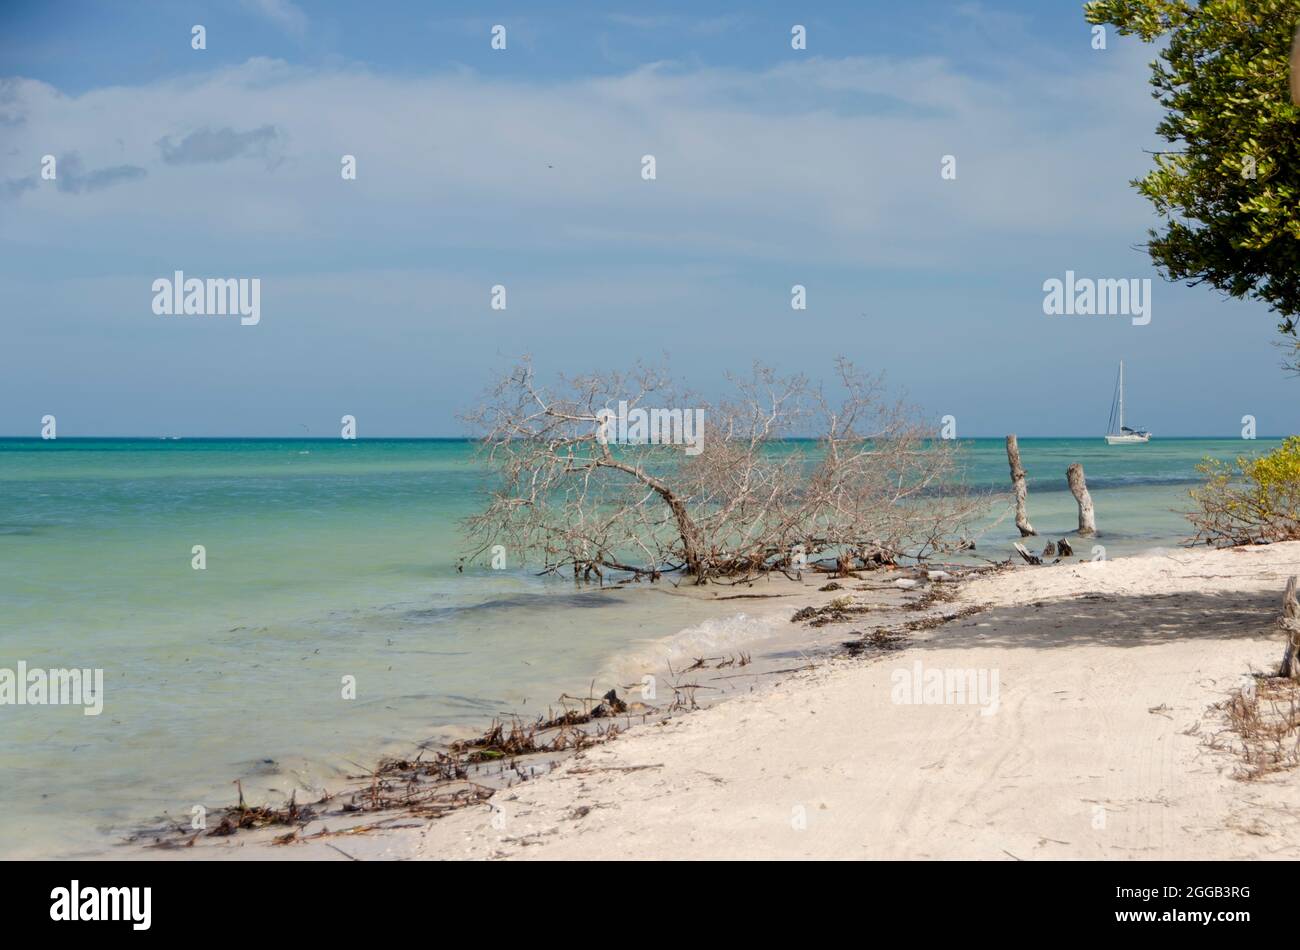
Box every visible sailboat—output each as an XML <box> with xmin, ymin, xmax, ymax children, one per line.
<box><xmin>1104</xmin><ymin>360</ymin><xmax>1151</xmax><ymax>444</ymax></box>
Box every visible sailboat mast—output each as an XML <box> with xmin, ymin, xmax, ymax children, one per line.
<box><xmin>1118</xmin><ymin>360</ymin><xmax>1124</xmax><ymax>431</ymax></box>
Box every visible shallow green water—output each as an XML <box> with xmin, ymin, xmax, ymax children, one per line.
<box><xmin>0</xmin><ymin>436</ymin><xmax>1280</xmax><ymax>856</ymax></box>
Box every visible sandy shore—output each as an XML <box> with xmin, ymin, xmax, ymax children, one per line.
<box><xmin>172</xmin><ymin>543</ymin><xmax>1300</xmax><ymax>860</ymax></box>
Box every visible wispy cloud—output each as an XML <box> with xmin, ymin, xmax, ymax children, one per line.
<box><xmin>3</xmin><ymin>175</ymin><xmax>36</xmax><ymax>198</ymax></box>
<box><xmin>2</xmin><ymin>151</ymin><xmax>145</xmax><ymax>199</ymax></box>
<box><xmin>55</xmin><ymin>152</ymin><xmax>147</xmax><ymax>192</ymax></box>
<box><xmin>0</xmin><ymin>43</ymin><xmax>1285</xmax><ymax>438</ymax></box>
<box><xmin>157</xmin><ymin>125</ymin><xmax>281</xmax><ymax>165</ymax></box>
<box><xmin>0</xmin><ymin>49</ymin><xmax>1161</xmax><ymax>261</ymax></box>
<box><xmin>241</xmin><ymin>0</ymin><xmax>308</xmax><ymax>39</ymax></box>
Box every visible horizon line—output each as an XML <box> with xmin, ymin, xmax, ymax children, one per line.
<box><xmin>0</xmin><ymin>434</ymin><xmax>1288</xmax><ymax>442</ymax></box>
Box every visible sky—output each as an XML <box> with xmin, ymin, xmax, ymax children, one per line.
<box><xmin>1</xmin><ymin>0</ymin><xmax>1296</xmax><ymax>438</ymax></box>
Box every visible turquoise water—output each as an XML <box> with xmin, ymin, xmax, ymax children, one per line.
<box><xmin>957</xmin><ymin>437</ymin><xmax>1282</xmax><ymax>553</ymax></box>
<box><xmin>0</xmin><ymin>436</ymin><xmax>1281</xmax><ymax>856</ymax></box>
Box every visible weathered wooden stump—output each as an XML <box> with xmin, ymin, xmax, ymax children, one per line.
<box><xmin>1013</xmin><ymin>542</ymin><xmax>1041</xmax><ymax>565</ymax></box>
<box><xmin>1067</xmin><ymin>463</ymin><xmax>1096</xmax><ymax>537</ymax></box>
<box><xmin>1280</xmin><ymin>575</ymin><xmax>1300</xmax><ymax>679</ymax></box>
<box><xmin>1005</xmin><ymin>435</ymin><xmax>1036</xmax><ymax>537</ymax></box>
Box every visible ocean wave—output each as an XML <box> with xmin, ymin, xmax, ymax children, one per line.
<box><xmin>401</xmin><ymin>588</ymin><xmax>627</xmax><ymax>622</ymax></box>
<box><xmin>599</xmin><ymin>608</ymin><xmax>795</xmax><ymax>685</ymax></box>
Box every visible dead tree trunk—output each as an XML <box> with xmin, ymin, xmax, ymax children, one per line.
<box><xmin>1067</xmin><ymin>463</ymin><xmax>1095</xmax><ymax>537</ymax></box>
<box><xmin>599</xmin><ymin>452</ymin><xmax>710</xmax><ymax>582</ymax></box>
<box><xmin>1280</xmin><ymin>575</ymin><xmax>1300</xmax><ymax>679</ymax></box>
<box><xmin>1013</xmin><ymin>542</ymin><xmax>1041</xmax><ymax>565</ymax></box>
<box><xmin>1005</xmin><ymin>435</ymin><xmax>1036</xmax><ymax>537</ymax></box>
<box><xmin>662</xmin><ymin>491</ymin><xmax>709</xmax><ymax>581</ymax></box>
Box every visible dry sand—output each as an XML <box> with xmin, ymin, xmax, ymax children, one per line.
<box><xmin>186</xmin><ymin>543</ymin><xmax>1300</xmax><ymax>860</ymax></box>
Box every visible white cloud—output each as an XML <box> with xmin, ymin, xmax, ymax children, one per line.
<box><xmin>3</xmin><ymin>41</ymin><xmax>1292</xmax><ymax>438</ymax></box>
<box><xmin>0</xmin><ymin>48</ymin><xmax>1162</xmax><ymax>270</ymax></box>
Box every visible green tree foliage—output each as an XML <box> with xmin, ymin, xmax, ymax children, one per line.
<box><xmin>1085</xmin><ymin>0</ymin><xmax>1300</xmax><ymax>341</ymax></box>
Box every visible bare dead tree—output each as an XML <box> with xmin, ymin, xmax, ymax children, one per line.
<box><xmin>1067</xmin><ymin>463</ymin><xmax>1096</xmax><ymax>537</ymax></box>
<box><xmin>1005</xmin><ymin>435</ymin><xmax>1035</xmax><ymax>537</ymax></box>
<box><xmin>461</xmin><ymin>358</ymin><xmax>984</xmax><ymax>584</ymax></box>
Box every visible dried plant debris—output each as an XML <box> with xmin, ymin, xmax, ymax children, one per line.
<box><xmin>205</xmin><ymin>781</ymin><xmax>321</xmax><ymax>837</ymax></box>
<box><xmin>905</xmin><ymin>584</ymin><xmax>960</xmax><ymax>612</ymax></box>
<box><xmin>839</xmin><ymin>604</ymin><xmax>988</xmax><ymax>660</ymax></box>
<box><xmin>136</xmin><ymin>687</ymin><xmax>654</xmax><ymax>850</ymax></box>
<box><xmin>895</xmin><ymin>604</ymin><xmax>986</xmax><ymax>632</ymax></box>
<box><xmin>792</xmin><ymin>596</ymin><xmax>884</xmax><ymax>627</ymax></box>
<box><xmin>842</xmin><ymin>629</ymin><xmax>910</xmax><ymax>655</ymax></box>
<box><xmin>1210</xmin><ymin>673</ymin><xmax>1300</xmax><ymax>781</ymax></box>
<box><xmin>682</xmin><ymin>653</ymin><xmax>752</xmax><ymax>672</ymax></box>
<box><xmin>793</xmin><ymin>563</ymin><xmax>1003</xmax><ymax>626</ymax></box>
<box><xmin>658</xmin><ymin>662</ymin><xmax>728</xmax><ymax>711</ymax></box>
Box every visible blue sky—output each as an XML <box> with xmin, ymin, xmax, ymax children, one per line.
<box><xmin>1</xmin><ymin>0</ymin><xmax>1295</xmax><ymax>437</ymax></box>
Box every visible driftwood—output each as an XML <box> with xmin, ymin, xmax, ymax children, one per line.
<box><xmin>1067</xmin><ymin>463</ymin><xmax>1096</xmax><ymax>537</ymax></box>
<box><xmin>1281</xmin><ymin>575</ymin><xmax>1300</xmax><ymax>679</ymax></box>
<box><xmin>1005</xmin><ymin>435</ymin><xmax>1036</xmax><ymax>537</ymax></box>
<box><xmin>1013</xmin><ymin>542</ymin><xmax>1041</xmax><ymax>565</ymax></box>
<box><xmin>1014</xmin><ymin>539</ymin><xmax>1079</xmax><ymax>566</ymax></box>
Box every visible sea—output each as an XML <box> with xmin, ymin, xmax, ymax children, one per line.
<box><xmin>0</xmin><ymin>436</ymin><xmax>1279</xmax><ymax>856</ymax></box>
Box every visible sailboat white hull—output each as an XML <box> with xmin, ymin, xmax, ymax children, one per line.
<box><xmin>1104</xmin><ymin>360</ymin><xmax>1150</xmax><ymax>445</ymax></box>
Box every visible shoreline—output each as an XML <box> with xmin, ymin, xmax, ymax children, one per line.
<box><xmin>121</xmin><ymin>565</ymin><xmax>961</xmax><ymax>858</ymax></box>
<box><xmin>7</xmin><ymin>436</ymin><xmax>1284</xmax><ymax>860</ymax></box>
<box><xmin>135</xmin><ymin>542</ymin><xmax>1300</xmax><ymax>860</ymax></box>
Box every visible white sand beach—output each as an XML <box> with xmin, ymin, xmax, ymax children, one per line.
<box><xmin>178</xmin><ymin>542</ymin><xmax>1300</xmax><ymax>861</ymax></box>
